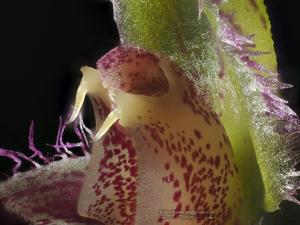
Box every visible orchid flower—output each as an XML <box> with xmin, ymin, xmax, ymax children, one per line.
<box><xmin>1</xmin><ymin>0</ymin><xmax>299</xmax><ymax>225</ymax></box>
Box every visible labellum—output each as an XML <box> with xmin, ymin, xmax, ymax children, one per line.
<box><xmin>0</xmin><ymin>0</ymin><xmax>299</xmax><ymax>225</ymax></box>
<box><xmin>68</xmin><ymin>46</ymin><xmax>243</xmax><ymax>225</ymax></box>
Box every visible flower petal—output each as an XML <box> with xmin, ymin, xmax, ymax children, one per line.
<box><xmin>0</xmin><ymin>157</ymin><xmax>102</xmax><ymax>225</ymax></box>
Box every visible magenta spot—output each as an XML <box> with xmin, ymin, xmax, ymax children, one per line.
<box><xmin>181</xmin><ymin>155</ymin><xmax>187</xmax><ymax>168</ymax></box>
<box><xmin>130</xmin><ymin>166</ymin><xmax>138</xmax><ymax>177</ymax></box>
<box><xmin>174</xmin><ymin>203</ymin><xmax>182</xmax><ymax>218</ymax></box>
<box><xmin>173</xmin><ymin>190</ymin><xmax>182</xmax><ymax>202</ymax></box>
<box><xmin>113</xmin><ymin>148</ymin><xmax>121</xmax><ymax>155</ymax></box>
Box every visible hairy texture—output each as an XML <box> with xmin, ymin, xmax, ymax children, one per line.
<box><xmin>111</xmin><ymin>0</ymin><xmax>300</xmax><ymax>222</ymax></box>
<box><xmin>97</xmin><ymin>46</ymin><xmax>169</xmax><ymax>97</ymax></box>
<box><xmin>0</xmin><ymin>157</ymin><xmax>94</xmax><ymax>225</ymax></box>
<box><xmin>0</xmin><ymin>116</ymin><xmax>99</xmax><ymax>225</ymax></box>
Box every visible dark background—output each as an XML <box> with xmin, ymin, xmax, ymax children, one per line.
<box><xmin>0</xmin><ymin>0</ymin><xmax>299</xmax><ymax>224</ymax></box>
<box><xmin>0</xmin><ymin>0</ymin><xmax>119</xmax><ymax>156</ymax></box>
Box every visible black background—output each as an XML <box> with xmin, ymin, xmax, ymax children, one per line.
<box><xmin>0</xmin><ymin>0</ymin><xmax>299</xmax><ymax>224</ymax></box>
<box><xmin>0</xmin><ymin>0</ymin><xmax>119</xmax><ymax>155</ymax></box>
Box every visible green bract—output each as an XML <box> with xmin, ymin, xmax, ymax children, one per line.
<box><xmin>112</xmin><ymin>0</ymin><xmax>300</xmax><ymax>222</ymax></box>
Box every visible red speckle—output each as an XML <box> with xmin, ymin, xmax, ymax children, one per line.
<box><xmin>169</xmin><ymin>173</ymin><xmax>174</xmax><ymax>182</ymax></box>
<box><xmin>181</xmin><ymin>155</ymin><xmax>187</xmax><ymax>168</ymax></box>
<box><xmin>165</xmin><ymin>163</ymin><xmax>170</xmax><ymax>170</ymax></box>
<box><xmin>130</xmin><ymin>166</ymin><xmax>138</xmax><ymax>177</ymax></box>
<box><xmin>206</xmin><ymin>143</ymin><xmax>211</xmax><ymax>150</ymax></box>
<box><xmin>173</xmin><ymin>190</ymin><xmax>182</xmax><ymax>202</ymax></box>
<box><xmin>158</xmin><ymin>217</ymin><xmax>163</xmax><ymax>223</ymax></box>
<box><xmin>171</xmin><ymin>143</ymin><xmax>177</xmax><ymax>151</ymax></box>
<box><xmin>174</xmin><ymin>203</ymin><xmax>182</xmax><ymax>218</ymax></box>
<box><xmin>113</xmin><ymin>148</ymin><xmax>121</xmax><ymax>155</ymax></box>
<box><xmin>184</xmin><ymin>172</ymin><xmax>191</xmax><ymax>191</ymax></box>
<box><xmin>223</xmin><ymin>134</ymin><xmax>228</xmax><ymax>144</ymax></box>
<box><xmin>173</xmin><ymin>180</ymin><xmax>179</xmax><ymax>188</ymax></box>
<box><xmin>194</xmin><ymin>129</ymin><xmax>202</xmax><ymax>139</ymax></box>
<box><xmin>199</xmin><ymin>154</ymin><xmax>207</xmax><ymax>164</ymax></box>
<box><xmin>191</xmin><ymin>195</ymin><xmax>196</xmax><ymax>203</ymax></box>
<box><xmin>219</xmin><ymin>142</ymin><xmax>223</xmax><ymax>148</ymax></box>
<box><xmin>215</xmin><ymin>156</ymin><xmax>221</xmax><ymax>169</ymax></box>
<box><xmin>192</xmin><ymin>151</ymin><xmax>199</xmax><ymax>162</ymax></box>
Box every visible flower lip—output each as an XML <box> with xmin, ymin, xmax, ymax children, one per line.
<box><xmin>96</xmin><ymin>45</ymin><xmax>169</xmax><ymax>97</ymax></box>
